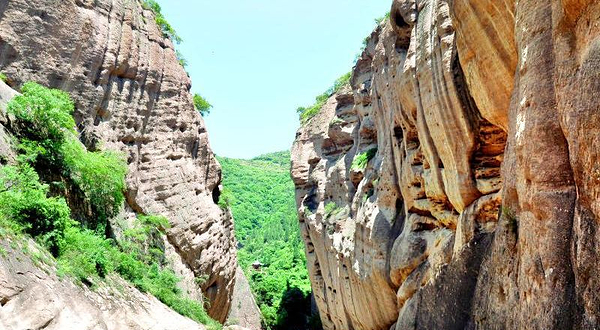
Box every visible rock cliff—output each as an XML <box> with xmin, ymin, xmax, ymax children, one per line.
<box><xmin>292</xmin><ymin>0</ymin><xmax>600</xmax><ymax>329</ymax></box>
<box><xmin>0</xmin><ymin>0</ymin><xmax>239</xmax><ymax>325</ymax></box>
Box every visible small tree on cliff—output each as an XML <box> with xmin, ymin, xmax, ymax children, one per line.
<box><xmin>193</xmin><ymin>94</ymin><xmax>212</xmax><ymax>116</ymax></box>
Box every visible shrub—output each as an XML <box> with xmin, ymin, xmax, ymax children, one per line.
<box><xmin>56</xmin><ymin>218</ymin><xmax>220</xmax><ymax>328</ymax></box>
<box><xmin>138</xmin><ymin>214</ymin><xmax>170</xmax><ymax>232</ymax></box>
<box><xmin>0</xmin><ymin>73</ymin><xmax>7</xmax><ymax>83</ymax></box>
<box><xmin>8</xmin><ymin>82</ymin><xmax>128</xmax><ymax>231</ymax></box>
<box><xmin>142</xmin><ymin>0</ymin><xmax>182</xmax><ymax>44</ymax></box>
<box><xmin>297</xmin><ymin>72</ymin><xmax>351</xmax><ymax>124</ymax></box>
<box><xmin>0</xmin><ymin>165</ymin><xmax>73</xmax><ymax>255</ymax></box>
<box><xmin>375</xmin><ymin>12</ymin><xmax>391</xmax><ymax>25</ymax></box>
<box><xmin>122</xmin><ymin>214</ymin><xmax>169</xmax><ymax>264</ymax></box>
<box><xmin>57</xmin><ymin>226</ymin><xmax>116</xmax><ymax>281</ymax></box>
<box><xmin>351</xmin><ymin>148</ymin><xmax>377</xmax><ymax>170</ymax></box>
<box><xmin>7</xmin><ymin>82</ymin><xmax>75</xmax><ymax>157</ymax></box>
<box><xmin>324</xmin><ymin>202</ymin><xmax>340</xmax><ymax>218</ymax></box>
<box><xmin>61</xmin><ymin>139</ymin><xmax>127</xmax><ymax>228</ymax></box>
<box><xmin>217</xmin><ymin>187</ymin><xmax>233</xmax><ymax>210</ymax></box>
<box><xmin>194</xmin><ymin>94</ymin><xmax>212</xmax><ymax>116</ymax></box>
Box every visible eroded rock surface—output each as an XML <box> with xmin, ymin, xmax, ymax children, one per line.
<box><xmin>292</xmin><ymin>0</ymin><xmax>600</xmax><ymax>329</ymax></box>
<box><xmin>0</xmin><ymin>0</ymin><xmax>237</xmax><ymax>323</ymax></box>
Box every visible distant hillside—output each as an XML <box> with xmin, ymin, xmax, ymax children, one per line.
<box><xmin>217</xmin><ymin>151</ymin><xmax>317</xmax><ymax>329</ymax></box>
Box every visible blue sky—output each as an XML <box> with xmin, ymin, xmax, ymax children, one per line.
<box><xmin>159</xmin><ymin>0</ymin><xmax>390</xmax><ymax>159</ymax></box>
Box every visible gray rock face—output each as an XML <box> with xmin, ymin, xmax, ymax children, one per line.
<box><xmin>292</xmin><ymin>0</ymin><xmax>600</xmax><ymax>329</ymax></box>
<box><xmin>0</xmin><ymin>0</ymin><xmax>236</xmax><ymax>323</ymax></box>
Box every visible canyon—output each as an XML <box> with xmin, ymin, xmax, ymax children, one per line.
<box><xmin>291</xmin><ymin>0</ymin><xmax>600</xmax><ymax>329</ymax></box>
<box><xmin>1</xmin><ymin>0</ymin><xmax>600</xmax><ymax>329</ymax></box>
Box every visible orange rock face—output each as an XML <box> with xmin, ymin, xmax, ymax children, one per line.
<box><xmin>292</xmin><ymin>0</ymin><xmax>600</xmax><ymax>329</ymax></box>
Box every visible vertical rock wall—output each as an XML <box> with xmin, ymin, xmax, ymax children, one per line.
<box><xmin>0</xmin><ymin>0</ymin><xmax>236</xmax><ymax>322</ymax></box>
<box><xmin>472</xmin><ymin>1</ymin><xmax>600</xmax><ymax>329</ymax></box>
<box><xmin>292</xmin><ymin>0</ymin><xmax>600</xmax><ymax>329</ymax></box>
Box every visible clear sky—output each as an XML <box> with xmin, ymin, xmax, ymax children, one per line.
<box><xmin>158</xmin><ymin>0</ymin><xmax>390</xmax><ymax>159</ymax></box>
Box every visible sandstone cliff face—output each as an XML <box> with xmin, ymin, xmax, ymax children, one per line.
<box><xmin>0</xmin><ymin>0</ymin><xmax>236</xmax><ymax>323</ymax></box>
<box><xmin>292</xmin><ymin>0</ymin><xmax>600</xmax><ymax>329</ymax></box>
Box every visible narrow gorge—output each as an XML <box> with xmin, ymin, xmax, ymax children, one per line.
<box><xmin>1</xmin><ymin>0</ymin><xmax>600</xmax><ymax>329</ymax></box>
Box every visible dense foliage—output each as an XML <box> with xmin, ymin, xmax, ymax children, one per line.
<box><xmin>0</xmin><ymin>164</ymin><xmax>73</xmax><ymax>255</ymax></box>
<box><xmin>8</xmin><ymin>82</ymin><xmax>126</xmax><ymax>231</ymax></box>
<box><xmin>0</xmin><ymin>82</ymin><xmax>219</xmax><ymax>329</ymax></box>
<box><xmin>218</xmin><ymin>151</ymin><xmax>319</xmax><ymax>329</ymax></box>
<box><xmin>296</xmin><ymin>72</ymin><xmax>351</xmax><ymax>124</ymax></box>
<box><xmin>0</xmin><ymin>168</ymin><xmax>219</xmax><ymax>328</ymax></box>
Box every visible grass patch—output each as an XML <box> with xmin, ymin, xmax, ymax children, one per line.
<box><xmin>176</xmin><ymin>50</ymin><xmax>188</xmax><ymax>68</ymax></box>
<box><xmin>297</xmin><ymin>72</ymin><xmax>351</xmax><ymax>124</ymax></box>
<box><xmin>324</xmin><ymin>202</ymin><xmax>341</xmax><ymax>218</ymax></box>
<box><xmin>502</xmin><ymin>206</ymin><xmax>518</xmax><ymax>239</ymax></box>
<box><xmin>375</xmin><ymin>12</ymin><xmax>391</xmax><ymax>25</ymax></box>
<box><xmin>351</xmin><ymin>148</ymin><xmax>377</xmax><ymax>170</ymax></box>
<box><xmin>329</xmin><ymin>117</ymin><xmax>344</xmax><ymax>127</ymax></box>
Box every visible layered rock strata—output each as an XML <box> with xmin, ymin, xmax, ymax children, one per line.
<box><xmin>0</xmin><ymin>0</ymin><xmax>237</xmax><ymax>323</ymax></box>
<box><xmin>292</xmin><ymin>0</ymin><xmax>600</xmax><ymax>329</ymax></box>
